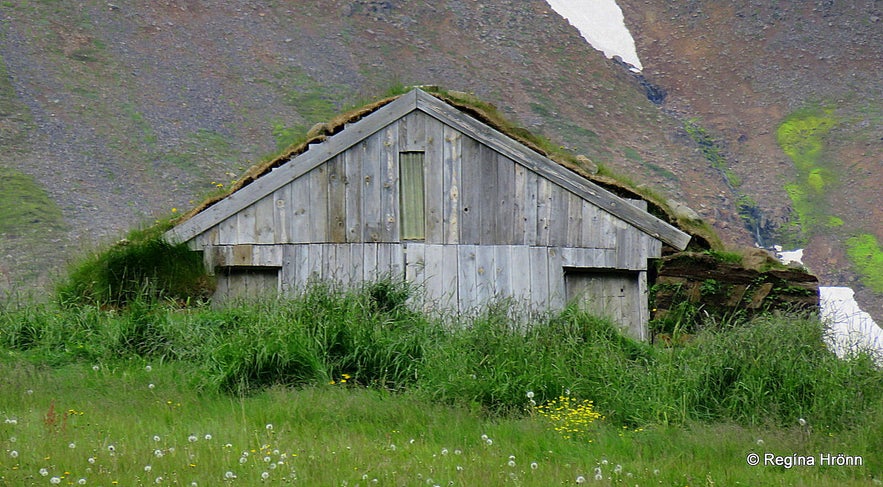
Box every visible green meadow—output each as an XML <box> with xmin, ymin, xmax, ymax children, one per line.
<box><xmin>1</xmin><ymin>280</ymin><xmax>881</xmax><ymax>486</ymax></box>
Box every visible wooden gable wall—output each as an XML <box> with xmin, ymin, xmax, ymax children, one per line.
<box><xmin>192</xmin><ymin>111</ymin><xmax>660</xmax><ymax>266</ymax></box>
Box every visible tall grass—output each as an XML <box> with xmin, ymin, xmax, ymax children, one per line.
<box><xmin>1</xmin><ymin>282</ymin><xmax>880</xmax><ymax>433</ymax></box>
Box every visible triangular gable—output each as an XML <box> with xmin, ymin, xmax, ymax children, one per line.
<box><xmin>165</xmin><ymin>89</ymin><xmax>690</xmax><ymax>250</ymax></box>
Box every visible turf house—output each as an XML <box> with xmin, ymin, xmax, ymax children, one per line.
<box><xmin>165</xmin><ymin>88</ymin><xmax>691</xmax><ymax>340</ymax></box>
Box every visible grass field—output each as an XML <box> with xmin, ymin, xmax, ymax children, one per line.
<box><xmin>1</xmin><ymin>283</ymin><xmax>881</xmax><ymax>486</ymax></box>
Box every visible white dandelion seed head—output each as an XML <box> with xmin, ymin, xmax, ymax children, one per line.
<box><xmin>224</xmin><ymin>471</ymin><xmax>236</xmax><ymax>479</ymax></box>
<box><xmin>594</xmin><ymin>473</ymin><xmax>603</xmax><ymax>481</ymax></box>
<box><xmin>39</xmin><ymin>468</ymin><xmax>49</xmax><ymax>476</ymax></box>
<box><xmin>78</xmin><ymin>479</ymin><xmax>86</xmax><ymax>485</ymax></box>
<box><xmin>148</xmin><ymin>383</ymin><xmax>155</xmax><ymax>389</ymax></box>
<box><xmin>441</xmin><ymin>448</ymin><xmax>448</xmax><ymax>455</ymax></box>
<box><xmin>262</xmin><ymin>472</ymin><xmax>270</xmax><ymax>480</ymax></box>
<box><xmin>50</xmin><ymin>477</ymin><xmax>61</xmax><ymax>484</ymax></box>
<box><xmin>456</xmin><ymin>465</ymin><xmax>464</xmax><ymax>472</ymax></box>
<box><xmin>153</xmin><ymin>435</ymin><xmax>161</xmax><ymax>442</ymax></box>
<box><xmin>480</xmin><ymin>434</ymin><xmax>488</xmax><ymax>441</ymax></box>
<box><xmin>145</xmin><ymin>465</ymin><xmax>152</xmax><ymax>472</ymax></box>
<box><xmin>154</xmin><ymin>476</ymin><xmax>163</xmax><ymax>484</ymax></box>
<box><xmin>145</xmin><ymin>365</ymin><xmax>152</xmax><ymax>372</ymax></box>
<box><xmin>614</xmin><ymin>464</ymin><xmax>622</xmax><ymax>474</ymax></box>
<box><xmin>9</xmin><ymin>450</ymin><xmax>18</xmax><ymax>458</ymax></box>
<box><xmin>239</xmin><ymin>456</ymin><xmax>247</xmax><ymax>464</ymax></box>
<box><xmin>87</xmin><ymin>457</ymin><xmax>95</xmax><ymax>464</ymax></box>
<box><xmin>204</xmin><ymin>434</ymin><xmax>212</xmax><ymax>440</ymax></box>
<box><xmin>526</xmin><ymin>391</ymin><xmax>535</xmax><ymax>399</ymax></box>
<box><xmin>69</xmin><ymin>442</ymin><xmax>76</xmax><ymax>449</ymax></box>
<box><xmin>756</xmin><ymin>439</ymin><xmax>764</xmax><ymax>446</ymax></box>
<box><xmin>154</xmin><ymin>449</ymin><xmax>164</xmax><ymax>458</ymax></box>
<box><xmin>388</xmin><ymin>444</ymin><xmax>396</xmax><ymax>451</ymax></box>
<box><xmin>4</xmin><ymin>418</ymin><xmax>17</xmax><ymax>424</ymax></box>
<box><xmin>107</xmin><ymin>445</ymin><xmax>116</xmax><ymax>452</ymax></box>
<box><xmin>508</xmin><ymin>460</ymin><xmax>516</xmax><ymax>468</ymax></box>
<box><xmin>92</xmin><ymin>365</ymin><xmax>100</xmax><ymax>371</ymax></box>
<box><xmin>530</xmin><ymin>462</ymin><xmax>538</xmax><ymax>470</ymax></box>
<box><xmin>265</xmin><ymin>423</ymin><xmax>273</xmax><ymax>431</ymax></box>
<box><xmin>575</xmin><ymin>475</ymin><xmax>586</xmax><ymax>484</ymax></box>
<box><xmin>798</xmin><ymin>418</ymin><xmax>807</xmax><ymax>426</ymax></box>
<box><xmin>263</xmin><ymin>456</ymin><xmax>271</xmax><ymax>463</ymax></box>
<box><xmin>188</xmin><ymin>434</ymin><xmax>198</xmax><ymax>443</ymax></box>
<box><xmin>8</xmin><ymin>436</ymin><xmax>15</xmax><ymax>443</ymax></box>
<box><xmin>594</xmin><ymin>467</ymin><xmax>602</xmax><ymax>475</ymax></box>
<box><xmin>454</xmin><ymin>449</ymin><xmax>462</xmax><ymax>455</ymax></box>
<box><xmin>486</xmin><ymin>438</ymin><xmax>493</xmax><ymax>445</ymax></box>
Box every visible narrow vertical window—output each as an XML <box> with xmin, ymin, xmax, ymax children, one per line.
<box><xmin>399</xmin><ymin>151</ymin><xmax>425</xmax><ymax>240</ymax></box>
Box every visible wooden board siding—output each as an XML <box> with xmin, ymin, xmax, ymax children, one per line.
<box><xmin>565</xmin><ymin>269</ymin><xmax>648</xmax><ymax>340</ymax></box>
<box><xmin>196</xmin><ymin>112</ymin><xmax>665</xmax><ymax>260</ymax></box>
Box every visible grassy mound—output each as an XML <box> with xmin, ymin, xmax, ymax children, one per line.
<box><xmin>55</xmin><ymin>221</ymin><xmax>213</xmax><ymax>307</ymax></box>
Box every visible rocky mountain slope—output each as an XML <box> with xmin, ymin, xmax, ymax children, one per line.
<box><xmin>1</xmin><ymin>1</ymin><xmax>880</xmax><ymax>319</ymax></box>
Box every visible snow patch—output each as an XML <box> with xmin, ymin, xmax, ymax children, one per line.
<box><xmin>544</xmin><ymin>0</ymin><xmax>643</xmax><ymax>71</ymax></box>
<box><xmin>821</xmin><ymin>287</ymin><xmax>883</xmax><ymax>364</ymax></box>
<box><xmin>774</xmin><ymin>247</ymin><xmax>883</xmax><ymax>363</ymax></box>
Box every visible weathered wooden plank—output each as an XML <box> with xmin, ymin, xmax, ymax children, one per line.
<box><xmin>441</xmin><ymin>123</ymin><xmax>462</xmax><ymax>245</ymax></box>
<box><xmin>280</xmin><ymin>245</ymin><xmax>294</xmax><ymax>294</ymax></box>
<box><xmin>404</xmin><ymin>243</ymin><xmax>426</xmax><ymax>307</ymax></box>
<box><xmin>523</xmin><ymin>170</ymin><xmax>539</xmax><ymax>245</ymax></box>
<box><xmin>536</xmin><ymin>177</ymin><xmax>553</xmax><ymax>247</ymax></box>
<box><xmin>458</xmin><ymin>245</ymin><xmax>478</xmax><ymax>313</ymax></box>
<box><xmin>547</xmin><ymin>247</ymin><xmax>566</xmax><ymax>310</ymax></box>
<box><xmin>273</xmin><ymin>186</ymin><xmax>290</xmax><ymax>244</ymax></box>
<box><xmin>362</xmin><ymin>243</ymin><xmax>378</xmax><ymax>282</ymax></box>
<box><xmin>253</xmin><ymin>195</ymin><xmax>275</xmax><ymax>245</ymax></box>
<box><xmin>495</xmin><ymin>155</ymin><xmax>515</xmax><ymax>244</ymax></box>
<box><xmin>345</xmin><ymin>139</ymin><xmax>364</xmax><ymax>243</ymax></box>
<box><xmin>475</xmin><ymin>244</ymin><xmax>495</xmax><ymax>305</ymax></box>
<box><xmin>399</xmin><ymin>111</ymin><xmax>426</xmax><ymax>152</ymax></box>
<box><xmin>565</xmin><ymin>192</ymin><xmax>583</xmax><ymax>247</ymax></box>
<box><xmin>414</xmin><ymin>90</ymin><xmax>690</xmax><ymax>250</ymax></box>
<box><xmin>422</xmin><ymin>120</ymin><xmax>444</xmax><ymax>243</ymax></box>
<box><xmin>384</xmin><ymin>243</ymin><xmax>405</xmax><ymax>280</ymax></box>
<box><xmin>509</xmin><ymin>245</ymin><xmax>531</xmax><ymax>302</ymax></box>
<box><xmin>423</xmin><ymin>244</ymin><xmax>445</xmax><ymax>309</ymax></box>
<box><xmin>292</xmin><ymin>244</ymin><xmax>310</xmax><ymax>290</ymax></box>
<box><xmin>166</xmin><ymin>90</ymin><xmax>419</xmax><ymax>244</ymax></box>
<box><xmin>289</xmin><ymin>176</ymin><xmax>311</xmax><ymax>243</ymax></box>
<box><xmin>362</xmin><ymin>132</ymin><xmax>383</xmax><ymax>242</ymax></box>
<box><xmin>458</xmin><ymin>135</ymin><xmax>481</xmax><ymax>244</ymax></box>
<box><xmin>636</xmin><ymin>271</ymin><xmax>649</xmax><ymax>341</ymax></box>
<box><xmin>235</xmin><ymin>203</ymin><xmax>256</xmax><ymax>243</ymax></box>
<box><xmin>309</xmin><ymin>165</ymin><xmax>329</xmax><ymax>242</ymax></box>
<box><xmin>528</xmin><ymin>246</ymin><xmax>550</xmax><ymax>309</ymax></box>
<box><xmin>232</xmin><ymin>244</ymin><xmax>252</xmax><ymax>266</ymax></box>
<box><xmin>512</xmin><ymin>163</ymin><xmax>527</xmax><ymax>244</ymax></box>
<box><xmin>547</xmin><ymin>185</ymin><xmax>569</xmax><ymax>247</ymax></box>
<box><xmin>493</xmin><ymin>245</ymin><xmax>512</xmax><ymax>300</ymax></box>
<box><xmin>478</xmin><ymin>144</ymin><xmax>498</xmax><ymax>245</ymax></box>
<box><xmin>380</xmin><ymin>124</ymin><xmax>400</xmax><ymax>242</ymax></box>
<box><xmin>307</xmin><ymin>244</ymin><xmax>324</xmax><ymax>284</ymax></box>
<box><xmin>580</xmin><ymin>201</ymin><xmax>597</xmax><ymax>248</ymax></box>
<box><xmin>326</xmin><ymin>155</ymin><xmax>347</xmax><ymax>243</ymax></box>
<box><xmin>441</xmin><ymin>244</ymin><xmax>459</xmax><ymax>308</ymax></box>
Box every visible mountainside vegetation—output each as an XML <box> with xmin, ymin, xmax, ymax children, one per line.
<box><xmin>0</xmin><ymin>1</ymin><xmax>880</xmax><ymax>319</ymax></box>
